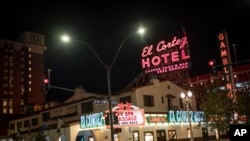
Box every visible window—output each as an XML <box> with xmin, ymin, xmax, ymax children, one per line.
<box><xmin>81</xmin><ymin>101</ymin><xmax>93</xmax><ymax>113</ymax></box>
<box><xmin>42</xmin><ymin>112</ymin><xmax>50</xmax><ymax>122</ymax></box>
<box><xmin>179</xmin><ymin>98</ymin><xmax>184</xmax><ymax>109</ymax></box>
<box><xmin>32</xmin><ymin>118</ymin><xmax>38</xmax><ymax>126</ymax></box>
<box><xmin>120</xmin><ymin>96</ymin><xmax>131</xmax><ymax>103</ymax></box>
<box><xmin>10</xmin><ymin>123</ymin><xmax>15</xmax><ymax>131</ymax></box>
<box><xmin>143</xmin><ymin>95</ymin><xmax>154</xmax><ymax>107</ymax></box>
<box><xmin>17</xmin><ymin>121</ymin><xmax>22</xmax><ymax>128</ymax></box>
<box><xmin>24</xmin><ymin>120</ymin><xmax>30</xmax><ymax>128</ymax></box>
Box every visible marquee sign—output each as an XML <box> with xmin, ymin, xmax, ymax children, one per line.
<box><xmin>105</xmin><ymin>102</ymin><xmax>144</xmax><ymax>127</ymax></box>
<box><xmin>80</xmin><ymin>112</ymin><xmax>105</xmax><ymax>129</ymax></box>
<box><xmin>141</xmin><ymin>36</ymin><xmax>191</xmax><ymax>74</ymax></box>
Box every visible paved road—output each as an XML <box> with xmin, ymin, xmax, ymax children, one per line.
<box><xmin>210</xmin><ymin>139</ymin><xmax>229</xmax><ymax>141</ymax></box>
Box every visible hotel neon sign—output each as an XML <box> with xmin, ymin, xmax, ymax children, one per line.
<box><xmin>80</xmin><ymin>112</ymin><xmax>105</xmax><ymax>129</ymax></box>
<box><xmin>168</xmin><ymin>110</ymin><xmax>204</xmax><ymax>123</ymax></box>
<box><xmin>141</xmin><ymin>36</ymin><xmax>191</xmax><ymax>74</ymax></box>
<box><xmin>145</xmin><ymin>110</ymin><xmax>204</xmax><ymax>124</ymax></box>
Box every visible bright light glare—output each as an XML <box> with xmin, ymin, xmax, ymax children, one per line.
<box><xmin>187</xmin><ymin>90</ymin><xmax>192</xmax><ymax>97</ymax></box>
<box><xmin>137</xmin><ymin>27</ymin><xmax>145</xmax><ymax>35</ymax></box>
<box><xmin>180</xmin><ymin>92</ymin><xmax>185</xmax><ymax>98</ymax></box>
<box><xmin>61</xmin><ymin>35</ymin><xmax>70</xmax><ymax>42</ymax></box>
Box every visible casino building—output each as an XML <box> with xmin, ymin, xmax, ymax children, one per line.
<box><xmin>4</xmin><ymin>78</ymin><xmax>219</xmax><ymax>141</ymax></box>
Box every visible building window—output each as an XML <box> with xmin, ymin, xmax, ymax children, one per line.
<box><xmin>3</xmin><ymin>99</ymin><xmax>7</xmax><ymax>106</ymax></box>
<box><xmin>143</xmin><ymin>95</ymin><xmax>154</xmax><ymax>107</ymax></box>
<box><xmin>81</xmin><ymin>101</ymin><xmax>93</xmax><ymax>113</ymax></box>
<box><xmin>10</xmin><ymin>123</ymin><xmax>15</xmax><ymax>131</ymax></box>
<box><xmin>17</xmin><ymin>121</ymin><xmax>22</xmax><ymax>128</ymax></box>
<box><xmin>3</xmin><ymin>108</ymin><xmax>7</xmax><ymax>114</ymax></box>
<box><xmin>167</xmin><ymin>85</ymin><xmax>170</xmax><ymax>89</ymax></box>
<box><xmin>179</xmin><ymin>98</ymin><xmax>184</xmax><ymax>109</ymax></box>
<box><xmin>9</xmin><ymin>109</ymin><xmax>13</xmax><ymax>114</ymax></box>
<box><xmin>42</xmin><ymin>112</ymin><xmax>50</xmax><ymax>122</ymax></box>
<box><xmin>120</xmin><ymin>96</ymin><xmax>131</xmax><ymax>103</ymax></box>
<box><xmin>32</xmin><ymin>118</ymin><xmax>38</xmax><ymax>126</ymax></box>
<box><xmin>24</xmin><ymin>120</ymin><xmax>30</xmax><ymax>128</ymax></box>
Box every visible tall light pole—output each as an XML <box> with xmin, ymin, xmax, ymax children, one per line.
<box><xmin>61</xmin><ymin>27</ymin><xmax>145</xmax><ymax>141</ymax></box>
<box><xmin>180</xmin><ymin>90</ymin><xmax>194</xmax><ymax>141</ymax></box>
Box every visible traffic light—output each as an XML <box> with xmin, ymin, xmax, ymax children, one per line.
<box><xmin>41</xmin><ymin>78</ymin><xmax>49</xmax><ymax>94</ymax></box>
<box><xmin>209</xmin><ymin>59</ymin><xmax>217</xmax><ymax>75</ymax></box>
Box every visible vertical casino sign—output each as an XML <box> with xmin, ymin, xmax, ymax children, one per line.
<box><xmin>217</xmin><ymin>31</ymin><xmax>235</xmax><ymax>99</ymax></box>
<box><xmin>141</xmin><ymin>36</ymin><xmax>191</xmax><ymax>74</ymax></box>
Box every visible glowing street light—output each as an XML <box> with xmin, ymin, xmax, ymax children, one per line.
<box><xmin>61</xmin><ymin>27</ymin><xmax>145</xmax><ymax>141</ymax></box>
<box><xmin>180</xmin><ymin>90</ymin><xmax>194</xmax><ymax>141</ymax></box>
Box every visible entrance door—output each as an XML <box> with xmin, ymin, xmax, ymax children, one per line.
<box><xmin>156</xmin><ymin>130</ymin><xmax>166</xmax><ymax>141</ymax></box>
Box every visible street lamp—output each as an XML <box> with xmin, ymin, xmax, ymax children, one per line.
<box><xmin>61</xmin><ymin>27</ymin><xmax>145</xmax><ymax>141</ymax></box>
<box><xmin>180</xmin><ymin>90</ymin><xmax>194</xmax><ymax>141</ymax></box>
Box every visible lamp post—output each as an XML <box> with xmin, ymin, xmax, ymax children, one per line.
<box><xmin>180</xmin><ymin>90</ymin><xmax>194</xmax><ymax>141</ymax></box>
<box><xmin>61</xmin><ymin>27</ymin><xmax>145</xmax><ymax>141</ymax></box>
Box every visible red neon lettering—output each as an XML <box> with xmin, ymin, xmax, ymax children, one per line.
<box><xmin>141</xmin><ymin>45</ymin><xmax>153</xmax><ymax>57</ymax></box>
<box><xmin>124</xmin><ymin>102</ymin><xmax>132</xmax><ymax>110</ymax></box>
<box><xmin>220</xmin><ymin>42</ymin><xmax>226</xmax><ymax>50</ymax></box>
<box><xmin>151</xmin><ymin>56</ymin><xmax>161</xmax><ymax>66</ymax></box>
<box><xmin>141</xmin><ymin>49</ymin><xmax>190</xmax><ymax>69</ymax></box>
<box><xmin>182</xmin><ymin>50</ymin><xmax>190</xmax><ymax>60</ymax></box>
<box><xmin>142</xmin><ymin>58</ymin><xmax>150</xmax><ymax>68</ymax></box>
<box><xmin>118</xmin><ymin>116</ymin><xmax>137</xmax><ymax>121</ymax></box>
<box><xmin>226</xmin><ymin>83</ymin><xmax>232</xmax><ymax>90</ymax></box>
<box><xmin>156</xmin><ymin>36</ymin><xmax>188</xmax><ymax>52</ymax></box>
<box><xmin>161</xmin><ymin>53</ymin><xmax>170</xmax><ymax>64</ymax></box>
<box><xmin>218</xmin><ymin>33</ymin><xmax>224</xmax><ymax>41</ymax></box>
<box><xmin>223</xmin><ymin>66</ymin><xmax>229</xmax><ymax>74</ymax></box>
<box><xmin>171</xmin><ymin>51</ymin><xmax>179</xmax><ymax>62</ymax></box>
<box><xmin>222</xmin><ymin>58</ymin><xmax>228</xmax><ymax>65</ymax></box>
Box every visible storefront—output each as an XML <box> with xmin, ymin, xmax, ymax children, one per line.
<box><xmin>70</xmin><ymin>105</ymin><xmax>213</xmax><ymax>141</ymax></box>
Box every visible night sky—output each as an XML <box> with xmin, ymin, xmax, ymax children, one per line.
<box><xmin>1</xmin><ymin>1</ymin><xmax>250</xmax><ymax>101</ymax></box>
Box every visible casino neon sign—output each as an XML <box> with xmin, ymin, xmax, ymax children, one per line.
<box><xmin>168</xmin><ymin>110</ymin><xmax>204</xmax><ymax>123</ymax></box>
<box><xmin>80</xmin><ymin>112</ymin><xmax>105</xmax><ymax>129</ymax></box>
<box><xmin>141</xmin><ymin>36</ymin><xmax>191</xmax><ymax>74</ymax></box>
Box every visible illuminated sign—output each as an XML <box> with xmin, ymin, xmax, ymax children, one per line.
<box><xmin>217</xmin><ymin>32</ymin><xmax>235</xmax><ymax>98</ymax></box>
<box><xmin>168</xmin><ymin>110</ymin><xmax>204</xmax><ymax>123</ymax></box>
<box><xmin>80</xmin><ymin>112</ymin><xmax>105</xmax><ymax>129</ymax></box>
<box><xmin>106</xmin><ymin>102</ymin><xmax>145</xmax><ymax>127</ymax></box>
<box><xmin>146</xmin><ymin>115</ymin><xmax>167</xmax><ymax>123</ymax></box>
<box><xmin>141</xmin><ymin>36</ymin><xmax>191</xmax><ymax>74</ymax></box>
<box><xmin>115</xmin><ymin>109</ymin><xmax>144</xmax><ymax>125</ymax></box>
<box><xmin>93</xmin><ymin>99</ymin><xmax>107</xmax><ymax>104</ymax></box>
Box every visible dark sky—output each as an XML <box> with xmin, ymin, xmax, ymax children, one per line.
<box><xmin>1</xmin><ymin>1</ymin><xmax>250</xmax><ymax>101</ymax></box>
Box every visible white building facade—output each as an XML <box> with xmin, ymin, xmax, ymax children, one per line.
<box><xmin>5</xmin><ymin>79</ymin><xmax>218</xmax><ymax>141</ymax></box>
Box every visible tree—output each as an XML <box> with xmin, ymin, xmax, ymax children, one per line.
<box><xmin>200</xmin><ymin>82</ymin><xmax>233</xmax><ymax>140</ymax></box>
<box><xmin>234</xmin><ymin>89</ymin><xmax>250</xmax><ymax>124</ymax></box>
